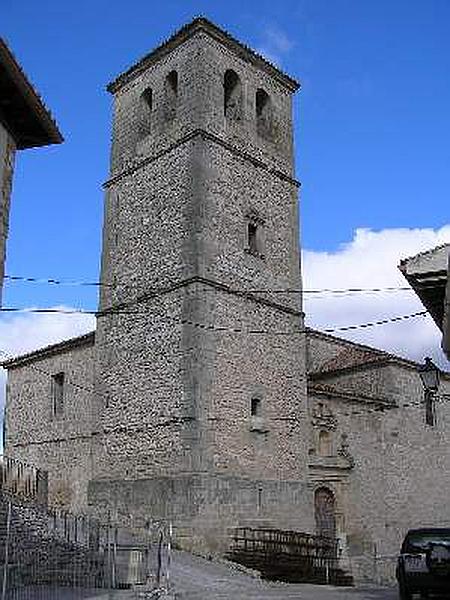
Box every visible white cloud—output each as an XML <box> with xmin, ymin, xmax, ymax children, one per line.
<box><xmin>256</xmin><ymin>25</ymin><xmax>294</xmax><ymax>66</ymax></box>
<box><xmin>302</xmin><ymin>226</ymin><xmax>450</xmax><ymax>368</ymax></box>
<box><xmin>264</xmin><ymin>26</ymin><xmax>294</xmax><ymax>54</ymax></box>
<box><xmin>0</xmin><ymin>308</ymin><xmax>95</xmax><ymax>415</ymax></box>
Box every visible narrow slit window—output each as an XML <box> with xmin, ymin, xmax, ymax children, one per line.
<box><xmin>51</xmin><ymin>372</ymin><xmax>65</xmax><ymax>417</ymax></box>
<box><xmin>251</xmin><ymin>397</ymin><xmax>261</xmax><ymax>417</ymax></box>
<box><xmin>248</xmin><ymin>222</ymin><xmax>258</xmax><ymax>254</ymax></box>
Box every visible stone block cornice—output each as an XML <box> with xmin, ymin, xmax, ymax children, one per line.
<box><xmin>103</xmin><ymin>129</ymin><xmax>301</xmax><ymax>190</ymax></box>
<box><xmin>98</xmin><ymin>275</ymin><xmax>305</xmax><ymax>319</ymax></box>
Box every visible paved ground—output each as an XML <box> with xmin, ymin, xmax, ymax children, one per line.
<box><xmin>10</xmin><ymin>549</ymin><xmax>450</xmax><ymax>599</ymax></box>
<box><xmin>166</xmin><ymin>549</ymin><xmax>399</xmax><ymax>600</ymax></box>
<box><xmin>4</xmin><ymin>550</ymin><xmax>402</xmax><ymax>599</ymax></box>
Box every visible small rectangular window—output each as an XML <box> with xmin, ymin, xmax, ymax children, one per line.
<box><xmin>51</xmin><ymin>372</ymin><xmax>65</xmax><ymax>417</ymax></box>
<box><xmin>251</xmin><ymin>397</ymin><xmax>261</xmax><ymax>417</ymax></box>
<box><xmin>248</xmin><ymin>222</ymin><xmax>258</xmax><ymax>254</ymax></box>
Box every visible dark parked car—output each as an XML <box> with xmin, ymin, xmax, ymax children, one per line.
<box><xmin>396</xmin><ymin>528</ymin><xmax>450</xmax><ymax>599</ymax></box>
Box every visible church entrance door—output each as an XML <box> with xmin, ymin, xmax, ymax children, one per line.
<box><xmin>314</xmin><ymin>487</ymin><xmax>336</xmax><ymax>539</ymax></box>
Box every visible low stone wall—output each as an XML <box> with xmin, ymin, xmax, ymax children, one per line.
<box><xmin>88</xmin><ymin>473</ymin><xmax>312</xmax><ymax>556</ymax></box>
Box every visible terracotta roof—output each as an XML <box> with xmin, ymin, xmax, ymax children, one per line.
<box><xmin>1</xmin><ymin>332</ymin><xmax>95</xmax><ymax>369</ymax></box>
<box><xmin>313</xmin><ymin>346</ymin><xmax>388</xmax><ymax>377</ymax></box>
<box><xmin>0</xmin><ymin>38</ymin><xmax>63</xmax><ymax>149</ymax></box>
<box><xmin>306</xmin><ymin>327</ymin><xmax>425</xmax><ymax>379</ymax></box>
<box><xmin>107</xmin><ymin>17</ymin><xmax>300</xmax><ymax>94</ymax></box>
<box><xmin>308</xmin><ymin>381</ymin><xmax>396</xmax><ymax>407</ymax></box>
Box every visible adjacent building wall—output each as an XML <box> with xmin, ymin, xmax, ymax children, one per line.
<box><xmin>307</xmin><ymin>331</ymin><xmax>450</xmax><ymax>584</ymax></box>
<box><xmin>0</xmin><ymin>122</ymin><xmax>16</xmax><ymax>305</ymax></box>
<box><xmin>4</xmin><ymin>334</ymin><xmax>95</xmax><ymax>513</ymax></box>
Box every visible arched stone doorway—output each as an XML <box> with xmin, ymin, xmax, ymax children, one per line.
<box><xmin>314</xmin><ymin>487</ymin><xmax>336</xmax><ymax>539</ymax></box>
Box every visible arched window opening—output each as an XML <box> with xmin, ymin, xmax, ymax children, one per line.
<box><xmin>256</xmin><ymin>88</ymin><xmax>273</xmax><ymax>139</ymax></box>
<box><xmin>139</xmin><ymin>87</ymin><xmax>153</xmax><ymax>139</ymax></box>
<box><xmin>314</xmin><ymin>487</ymin><xmax>336</xmax><ymax>539</ymax></box>
<box><xmin>142</xmin><ymin>87</ymin><xmax>153</xmax><ymax>111</ymax></box>
<box><xmin>318</xmin><ymin>430</ymin><xmax>332</xmax><ymax>457</ymax></box>
<box><xmin>164</xmin><ymin>70</ymin><xmax>178</xmax><ymax>122</ymax></box>
<box><xmin>224</xmin><ymin>69</ymin><xmax>242</xmax><ymax>121</ymax></box>
<box><xmin>167</xmin><ymin>70</ymin><xmax>178</xmax><ymax>95</ymax></box>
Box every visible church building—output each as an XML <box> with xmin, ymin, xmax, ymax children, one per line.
<box><xmin>2</xmin><ymin>18</ymin><xmax>450</xmax><ymax>584</ymax></box>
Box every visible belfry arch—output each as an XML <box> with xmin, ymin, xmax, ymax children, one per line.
<box><xmin>224</xmin><ymin>69</ymin><xmax>242</xmax><ymax>121</ymax></box>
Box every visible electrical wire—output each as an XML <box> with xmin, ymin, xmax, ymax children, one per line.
<box><xmin>0</xmin><ymin>342</ymin><xmax>447</xmax><ymax>430</ymax></box>
<box><xmin>0</xmin><ymin>305</ymin><xmax>430</xmax><ymax>334</ymax></box>
<box><xmin>322</xmin><ymin>310</ymin><xmax>428</xmax><ymax>333</ymax></box>
<box><xmin>3</xmin><ymin>275</ymin><xmax>111</xmax><ymax>287</ymax></box>
<box><xmin>3</xmin><ymin>273</ymin><xmax>420</xmax><ymax>295</ymax></box>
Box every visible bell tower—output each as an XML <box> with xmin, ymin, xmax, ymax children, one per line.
<box><xmin>92</xmin><ymin>18</ymin><xmax>312</xmax><ymax>549</ymax></box>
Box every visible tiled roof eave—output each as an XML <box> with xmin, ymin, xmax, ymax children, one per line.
<box><xmin>0</xmin><ymin>38</ymin><xmax>63</xmax><ymax>148</ymax></box>
<box><xmin>307</xmin><ymin>382</ymin><xmax>397</xmax><ymax>407</ymax></box>
<box><xmin>1</xmin><ymin>332</ymin><xmax>95</xmax><ymax>369</ymax></box>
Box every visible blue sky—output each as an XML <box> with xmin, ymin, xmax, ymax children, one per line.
<box><xmin>1</xmin><ymin>0</ymin><xmax>450</xmax><ymax>367</ymax></box>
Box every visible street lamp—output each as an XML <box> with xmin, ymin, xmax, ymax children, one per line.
<box><xmin>418</xmin><ymin>357</ymin><xmax>440</xmax><ymax>426</ymax></box>
<box><xmin>418</xmin><ymin>357</ymin><xmax>440</xmax><ymax>392</ymax></box>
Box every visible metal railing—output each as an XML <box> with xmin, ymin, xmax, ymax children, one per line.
<box><xmin>0</xmin><ymin>457</ymin><xmax>47</xmax><ymax>505</ymax></box>
<box><xmin>227</xmin><ymin>527</ymin><xmax>345</xmax><ymax>585</ymax></box>
<box><xmin>0</xmin><ymin>496</ymin><xmax>173</xmax><ymax>599</ymax></box>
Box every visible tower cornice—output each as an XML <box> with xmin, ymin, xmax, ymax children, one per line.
<box><xmin>103</xmin><ymin>128</ymin><xmax>301</xmax><ymax>189</ymax></box>
<box><xmin>107</xmin><ymin>17</ymin><xmax>300</xmax><ymax>95</ymax></box>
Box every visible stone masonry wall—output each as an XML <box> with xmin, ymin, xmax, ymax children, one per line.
<box><xmin>4</xmin><ymin>337</ymin><xmax>95</xmax><ymax>512</ymax></box>
<box><xmin>92</xmin><ymin>23</ymin><xmax>308</xmax><ymax>551</ymax></box>
<box><xmin>93</xmin><ymin>289</ymin><xmax>194</xmax><ymax>480</ymax></box>
<box><xmin>198</xmin><ymin>140</ymin><xmax>301</xmax><ymax>309</ymax></box>
<box><xmin>89</xmin><ymin>474</ymin><xmax>311</xmax><ymax>555</ymax></box>
<box><xmin>307</xmin><ymin>332</ymin><xmax>450</xmax><ymax>584</ymax></box>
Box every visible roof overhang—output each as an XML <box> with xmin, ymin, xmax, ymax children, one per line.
<box><xmin>0</xmin><ymin>38</ymin><xmax>63</xmax><ymax>149</ymax></box>
<box><xmin>399</xmin><ymin>244</ymin><xmax>450</xmax><ymax>359</ymax></box>
<box><xmin>1</xmin><ymin>332</ymin><xmax>95</xmax><ymax>370</ymax></box>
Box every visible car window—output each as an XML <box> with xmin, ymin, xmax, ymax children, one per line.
<box><xmin>403</xmin><ymin>532</ymin><xmax>450</xmax><ymax>553</ymax></box>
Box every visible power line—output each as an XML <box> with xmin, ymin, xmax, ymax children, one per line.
<box><xmin>0</xmin><ymin>305</ymin><xmax>430</xmax><ymax>334</ymax></box>
<box><xmin>3</xmin><ymin>275</ymin><xmax>111</xmax><ymax>288</ymax></box>
<box><xmin>3</xmin><ymin>273</ymin><xmax>419</xmax><ymax>295</ymax></box>
<box><xmin>0</xmin><ymin>345</ymin><xmax>448</xmax><ymax>421</ymax></box>
<box><xmin>322</xmin><ymin>310</ymin><xmax>428</xmax><ymax>333</ymax></box>
<box><xmin>0</xmin><ymin>307</ymin><xmax>99</xmax><ymax>315</ymax></box>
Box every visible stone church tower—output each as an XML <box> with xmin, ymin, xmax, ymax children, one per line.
<box><xmin>5</xmin><ymin>19</ymin><xmax>450</xmax><ymax>582</ymax></box>
<box><xmin>90</xmin><ymin>17</ymin><xmax>311</xmax><ymax>549</ymax></box>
